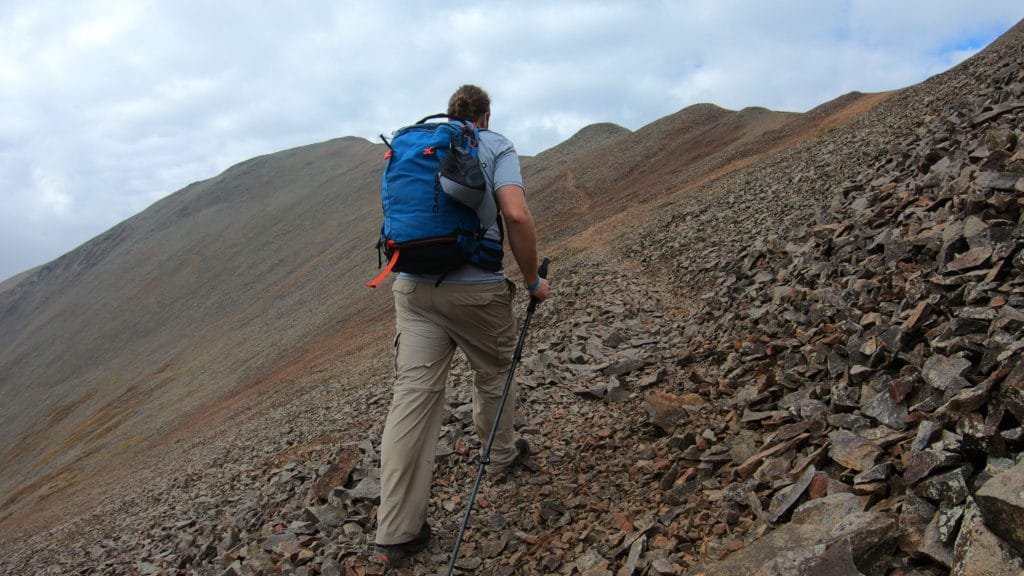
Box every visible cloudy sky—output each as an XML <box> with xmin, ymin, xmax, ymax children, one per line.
<box><xmin>1</xmin><ymin>2</ymin><xmax>1021</xmax><ymax>282</ymax></box>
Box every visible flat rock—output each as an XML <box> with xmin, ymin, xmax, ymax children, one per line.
<box><xmin>915</xmin><ymin>466</ymin><xmax>973</xmax><ymax>506</ymax></box>
<box><xmin>898</xmin><ymin>494</ymin><xmax>937</xmax><ymax>557</ymax></box>
<box><xmin>951</xmin><ymin>499</ymin><xmax>1024</xmax><ymax>575</ymax></box>
<box><xmin>921</xmin><ymin>354</ymin><xmax>972</xmax><ymax>395</ymax></box>
<box><xmin>791</xmin><ymin>492</ymin><xmax>865</xmax><ymax>526</ymax></box>
<box><xmin>684</xmin><ymin>508</ymin><xmax>894</xmax><ymax>576</ymax></box>
<box><xmin>974</xmin><ymin>458</ymin><xmax>1024</xmax><ymax>555</ymax></box>
<box><xmin>1002</xmin><ymin>358</ymin><xmax>1024</xmax><ymax>421</ymax></box>
<box><xmin>304</xmin><ymin>504</ymin><xmax>347</xmax><ymax>528</ymax></box>
<box><xmin>766</xmin><ymin>466</ymin><xmax>816</xmax><ymax>522</ymax></box>
<box><xmin>945</xmin><ymin>246</ymin><xmax>993</xmax><ymax>272</ymax></box>
<box><xmin>861</xmin><ymin>387</ymin><xmax>908</xmax><ymax>430</ymax></box>
<box><xmin>335</xmin><ymin>472</ymin><xmax>381</xmax><ymax>504</ymax></box>
<box><xmin>828</xmin><ymin>429</ymin><xmax>883</xmax><ymax>472</ymax></box>
<box><xmin>903</xmin><ymin>450</ymin><xmax>961</xmax><ymax>485</ymax></box>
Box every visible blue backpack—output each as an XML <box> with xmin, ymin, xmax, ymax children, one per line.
<box><xmin>367</xmin><ymin>115</ymin><xmax>503</xmax><ymax>287</ymax></box>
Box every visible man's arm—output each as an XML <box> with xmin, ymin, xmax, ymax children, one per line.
<box><xmin>496</xmin><ymin>184</ymin><xmax>549</xmax><ymax>301</ymax></box>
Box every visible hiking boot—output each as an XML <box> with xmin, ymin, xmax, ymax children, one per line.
<box><xmin>514</xmin><ymin>438</ymin><xmax>540</xmax><ymax>472</ymax></box>
<box><xmin>488</xmin><ymin>438</ymin><xmax>539</xmax><ymax>476</ymax></box>
<box><xmin>370</xmin><ymin>522</ymin><xmax>431</xmax><ymax>565</ymax></box>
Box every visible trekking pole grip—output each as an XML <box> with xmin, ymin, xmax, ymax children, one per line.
<box><xmin>538</xmin><ymin>257</ymin><xmax>550</xmax><ymax>280</ymax></box>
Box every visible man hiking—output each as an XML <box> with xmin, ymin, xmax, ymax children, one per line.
<box><xmin>372</xmin><ymin>84</ymin><xmax>550</xmax><ymax>564</ymax></box>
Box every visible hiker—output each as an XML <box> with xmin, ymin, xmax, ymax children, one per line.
<box><xmin>372</xmin><ymin>84</ymin><xmax>550</xmax><ymax>564</ymax></box>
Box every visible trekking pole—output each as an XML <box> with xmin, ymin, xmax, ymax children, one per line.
<box><xmin>446</xmin><ymin>257</ymin><xmax>550</xmax><ymax>576</ymax></box>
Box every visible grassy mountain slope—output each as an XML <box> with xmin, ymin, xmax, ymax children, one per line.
<box><xmin>0</xmin><ymin>137</ymin><xmax>391</xmax><ymax>518</ymax></box>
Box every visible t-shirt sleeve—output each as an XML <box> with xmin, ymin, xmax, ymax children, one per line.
<box><xmin>481</xmin><ymin>132</ymin><xmax>525</xmax><ymax>193</ymax></box>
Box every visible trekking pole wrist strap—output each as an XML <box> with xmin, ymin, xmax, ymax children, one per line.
<box><xmin>526</xmin><ymin>277</ymin><xmax>541</xmax><ymax>292</ymax></box>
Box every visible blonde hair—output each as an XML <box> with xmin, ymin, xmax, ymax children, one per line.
<box><xmin>447</xmin><ymin>85</ymin><xmax>491</xmax><ymax>121</ymax></box>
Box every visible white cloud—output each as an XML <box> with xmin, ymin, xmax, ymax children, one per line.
<box><xmin>32</xmin><ymin>165</ymin><xmax>72</xmax><ymax>217</ymax></box>
<box><xmin>0</xmin><ymin>0</ymin><xmax>1021</xmax><ymax>280</ymax></box>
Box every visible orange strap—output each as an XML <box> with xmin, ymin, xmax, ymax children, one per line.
<box><xmin>366</xmin><ymin>248</ymin><xmax>399</xmax><ymax>288</ymax></box>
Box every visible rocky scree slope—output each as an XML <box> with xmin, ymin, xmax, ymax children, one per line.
<box><xmin>4</xmin><ymin>18</ymin><xmax>1024</xmax><ymax>576</ymax></box>
<box><xmin>0</xmin><ymin>88</ymin><xmax>861</xmax><ymax>575</ymax></box>
<box><xmin>621</xmin><ymin>17</ymin><xmax>1024</xmax><ymax>575</ymax></box>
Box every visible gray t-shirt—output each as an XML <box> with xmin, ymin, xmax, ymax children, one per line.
<box><xmin>399</xmin><ymin>128</ymin><xmax>524</xmax><ymax>285</ymax></box>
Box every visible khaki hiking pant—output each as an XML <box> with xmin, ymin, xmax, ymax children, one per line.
<box><xmin>376</xmin><ymin>277</ymin><xmax>519</xmax><ymax>546</ymax></box>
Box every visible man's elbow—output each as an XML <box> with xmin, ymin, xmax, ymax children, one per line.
<box><xmin>502</xmin><ymin>207</ymin><xmax>532</xmax><ymax>226</ymax></box>
<box><xmin>496</xmin><ymin>185</ymin><xmax>530</xmax><ymax>222</ymax></box>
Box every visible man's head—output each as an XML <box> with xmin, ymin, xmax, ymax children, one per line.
<box><xmin>448</xmin><ymin>85</ymin><xmax>491</xmax><ymax>127</ymax></box>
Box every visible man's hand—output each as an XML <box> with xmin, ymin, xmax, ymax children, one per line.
<box><xmin>528</xmin><ymin>278</ymin><xmax>549</xmax><ymax>302</ymax></box>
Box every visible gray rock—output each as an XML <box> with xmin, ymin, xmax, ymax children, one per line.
<box><xmin>911</xmin><ymin>420</ymin><xmax>944</xmax><ymax>451</ymax></box>
<box><xmin>898</xmin><ymin>494</ymin><xmax>938</xmax><ymax>557</ymax></box>
<box><xmin>861</xmin><ymin>386</ymin><xmax>908</xmax><ymax>430</ymax></box>
<box><xmin>915</xmin><ymin>466</ymin><xmax>973</xmax><ymax>506</ymax></box>
<box><xmin>766</xmin><ymin>466</ymin><xmax>816</xmax><ymax>522</ymax></box>
<box><xmin>976</xmin><ymin>170</ymin><xmax>1023</xmax><ymax>191</ymax></box>
<box><xmin>602</xmin><ymin>331</ymin><xmax>625</xmax><ymax>348</ymax></box>
<box><xmin>303</xmin><ymin>504</ymin><xmax>348</xmax><ymax>528</ymax></box>
<box><xmin>828</xmin><ymin>429</ymin><xmax>883</xmax><ymax>472</ymax></box>
<box><xmin>259</xmin><ymin>532</ymin><xmax>297</xmax><ymax>553</ymax></box>
<box><xmin>335</xmin><ymin>472</ymin><xmax>381</xmax><ymax>504</ymax></box>
<box><xmin>288</xmin><ymin>520</ymin><xmax>317</xmax><ymax>535</ymax></box>
<box><xmin>920</xmin><ymin>507</ymin><xmax>955</xmax><ymax>567</ymax></box>
<box><xmin>974</xmin><ymin>458</ymin><xmax>1024</xmax><ymax>555</ymax></box>
<box><xmin>951</xmin><ymin>499</ymin><xmax>1024</xmax><ymax>575</ymax></box>
<box><xmin>790</xmin><ymin>492</ymin><xmax>864</xmax><ymax>526</ymax></box>
<box><xmin>935</xmin><ymin>504</ymin><xmax>966</xmax><ymax>545</ymax></box>
<box><xmin>854</xmin><ymin>462</ymin><xmax>895</xmax><ymax>484</ymax></box>
<box><xmin>760</xmin><ymin>539</ymin><xmax>863</xmax><ymax>576</ymax></box>
<box><xmin>684</xmin><ymin>508</ymin><xmax>894</xmax><ymax>576</ymax></box>
<box><xmin>921</xmin><ymin>354</ymin><xmax>972</xmax><ymax>395</ymax></box>
<box><xmin>831</xmin><ymin>511</ymin><xmax>897</xmax><ymax>559</ymax></box>
<box><xmin>1002</xmin><ymin>358</ymin><xmax>1024</xmax><ymax>421</ymax></box>
<box><xmin>903</xmin><ymin>450</ymin><xmax>961</xmax><ymax>485</ymax></box>
<box><xmin>605</xmin><ymin>377</ymin><xmax>628</xmax><ymax>402</ymax></box>
<box><xmin>601</xmin><ymin>357</ymin><xmax>646</xmax><ymax>377</ymax></box>
<box><xmin>321</xmin><ymin>558</ymin><xmax>343</xmax><ymax>576</ymax></box>
<box><xmin>575</xmin><ymin>378</ymin><xmax>627</xmax><ymax>402</ymax></box>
